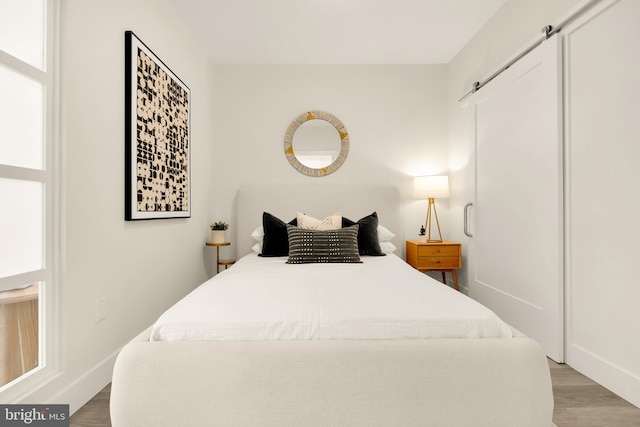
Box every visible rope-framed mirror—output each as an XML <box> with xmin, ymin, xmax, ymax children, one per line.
<box><xmin>284</xmin><ymin>111</ymin><xmax>349</xmax><ymax>177</ymax></box>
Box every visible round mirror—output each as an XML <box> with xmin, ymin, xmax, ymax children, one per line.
<box><xmin>284</xmin><ymin>111</ymin><xmax>349</xmax><ymax>177</ymax></box>
<box><xmin>292</xmin><ymin>120</ymin><xmax>341</xmax><ymax>169</ymax></box>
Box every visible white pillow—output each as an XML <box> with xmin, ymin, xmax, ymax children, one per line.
<box><xmin>251</xmin><ymin>242</ymin><xmax>262</xmax><ymax>254</ymax></box>
<box><xmin>377</xmin><ymin>225</ymin><xmax>395</xmax><ymax>242</ymax></box>
<box><xmin>379</xmin><ymin>241</ymin><xmax>397</xmax><ymax>254</ymax></box>
<box><xmin>251</xmin><ymin>226</ymin><xmax>264</xmax><ymax>241</ymax></box>
<box><xmin>297</xmin><ymin>210</ymin><xmax>342</xmax><ymax>230</ymax></box>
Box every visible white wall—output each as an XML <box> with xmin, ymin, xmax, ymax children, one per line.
<box><xmin>21</xmin><ymin>0</ymin><xmax>216</xmax><ymax>412</ymax></box>
<box><xmin>563</xmin><ymin>0</ymin><xmax>640</xmax><ymax>407</ymax></box>
<box><xmin>446</xmin><ymin>0</ymin><xmax>583</xmax><ymax>292</ymax></box>
<box><xmin>208</xmin><ymin>65</ymin><xmax>449</xmax><ymax>252</ymax></box>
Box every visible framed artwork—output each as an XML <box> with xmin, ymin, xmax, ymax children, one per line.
<box><xmin>125</xmin><ymin>31</ymin><xmax>191</xmax><ymax>220</ymax></box>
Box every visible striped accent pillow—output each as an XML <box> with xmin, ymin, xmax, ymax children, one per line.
<box><xmin>286</xmin><ymin>225</ymin><xmax>362</xmax><ymax>264</ymax></box>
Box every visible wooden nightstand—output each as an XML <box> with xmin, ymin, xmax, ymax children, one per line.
<box><xmin>406</xmin><ymin>240</ymin><xmax>461</xmax><ymax>291</ymax></box>
<box><xmin>205</xmin><ymin>242</ymin><xmax>235</xmax><ymax>273</ymax></box>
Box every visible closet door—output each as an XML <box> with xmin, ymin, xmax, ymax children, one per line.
<box><xmin>467</xmin><ymin>36</ymin><xmax>563</xmax><ymax>361</ymax></box>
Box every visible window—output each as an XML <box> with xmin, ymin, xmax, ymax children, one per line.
<box><xmin>0</xmin><ymin>0</ymin><xmax>58</xmax><ymax>398</ymax></box>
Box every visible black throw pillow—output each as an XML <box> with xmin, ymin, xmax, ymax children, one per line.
<box><xmin>260</xmin><ymin>212</ymin><xmax>297</xmax><ymax>257</ymax></box>
<box><xmin>342</xmin><ymin>212</ymin><xmax>385</xmax><ymax>256</ymax></box>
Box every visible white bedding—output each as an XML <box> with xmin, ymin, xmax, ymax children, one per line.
<box><xmin>151</xmin><ymin>253</ymin><xmax>513</xmax><ymax>341</ymax></box>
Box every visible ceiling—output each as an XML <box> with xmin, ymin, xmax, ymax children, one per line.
<box><xmin>170</xmin><ymin>0</ymin><xmax>507</xmax><ymax>64</ymax></box>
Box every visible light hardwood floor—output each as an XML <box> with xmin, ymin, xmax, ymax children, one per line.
<box><xmin>548</xmin><ymin>360</ymin><xmax>640</xmax><ymax>426</ymax></box>
<box><xmin>71</xmin><ymin>360</ymin><xmax>640</xmax><ymax>426</ymax></box>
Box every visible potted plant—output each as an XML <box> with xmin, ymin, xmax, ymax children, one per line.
<box><xmin>210</xmin><ymin>221</ymin><xmax>229</xmax><ymax>244</ymax></box>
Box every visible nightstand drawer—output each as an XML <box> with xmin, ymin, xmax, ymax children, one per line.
<box><xmin>417</xmin><ymin>245</ymin><xmax>459</xmax><ymax>257</ymax></box>
<box><xmin>417</xmin><ymin>257</ymin><xmax>460</xmax><ymax>269</ymax></box>
<box><xmin>406</xmin><ymin>240</ymin><xmax>462</xmax><ymax>291</ymax></box>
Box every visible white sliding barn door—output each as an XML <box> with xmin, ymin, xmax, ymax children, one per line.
<box><xmin>466</xmin><ymin>36</ymin><xmax>563</xmax><ymax>362</ymax></box>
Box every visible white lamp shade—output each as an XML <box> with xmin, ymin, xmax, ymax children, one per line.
<box><xmin>413</xmin><ymin>175</ymin><xmax>450</xmax><ymax>199</ymax></box>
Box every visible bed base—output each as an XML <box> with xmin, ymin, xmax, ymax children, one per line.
<box><xmin>110</xmin><ymin>327</ymin><xmax>555</xmax><ymax>427</ymax></box>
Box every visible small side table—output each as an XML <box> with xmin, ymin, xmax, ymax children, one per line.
<box><xmin>205</xmin><ymin>242</ymin><xmax>236</xmax><ymax>273</ymax></box>
<box><xmin>405</xmin><ymin>240</ymin><xmax>462</xmax><ymax>291</ymax></box>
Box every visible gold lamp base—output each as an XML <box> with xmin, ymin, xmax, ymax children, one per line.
<box><xmin>425</xmin><ymin>197</ymin><xmax>443</xmax><ymax>243</ymax></box>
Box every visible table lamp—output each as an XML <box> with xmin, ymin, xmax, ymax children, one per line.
<box><xmin>414</xmin><ymin>175</ymin><xmax>449</xmax><ymax>243</ymax></box>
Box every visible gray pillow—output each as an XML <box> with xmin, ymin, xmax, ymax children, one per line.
<box><xmin>286</xmin><ymin>225</ymin><xmax>362</xmax><ymax>264</ymax></box>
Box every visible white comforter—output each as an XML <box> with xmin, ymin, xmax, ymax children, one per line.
<box><xmin>151</xmin><ymin>253</ymin><xmax>512</xmax><ymax>341</ymax></box>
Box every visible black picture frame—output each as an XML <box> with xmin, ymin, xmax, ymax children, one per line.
<box><xmin>125</xmin><ymin>31</ymin><xmax>191</xmax><ymax>220</ymax></box>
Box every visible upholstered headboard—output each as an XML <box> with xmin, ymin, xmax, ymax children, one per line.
<box><xmin>234</xmin><ymin>184</ymin><xmax>403</xmax><ymax>259</ymax></box>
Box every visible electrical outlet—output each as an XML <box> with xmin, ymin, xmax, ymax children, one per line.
<box><xmin>96</xmin><ymin>296</ymin><xmax>107</xmax><ymax>322</ymax></box>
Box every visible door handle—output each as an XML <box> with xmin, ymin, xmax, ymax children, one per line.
<box><xmin>464</xmin><ymin>202</ymin><xmax>473</xmax><ymax>237</ymax></box>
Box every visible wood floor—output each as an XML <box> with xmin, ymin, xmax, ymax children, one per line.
<box><xmin>548</xmin><ymin>360</ymin><xmax>640</xmax><ymax>426</ymax></box>
<box><xmin>70</xmin><ymin>360</ymin><xmax>640</xmax><ymax>426</ymax></box>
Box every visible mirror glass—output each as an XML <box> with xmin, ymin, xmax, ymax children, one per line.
<box><xmin>284</xmin><ymin>111</ymin><xmax>349</xmax><ymax>177</ymax></box>
<box><xmin>292</xmin><ymin>119</ymin><xmax>341</xmax><ymax>168</ymax></box>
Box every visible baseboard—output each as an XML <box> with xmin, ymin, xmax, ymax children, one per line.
<box><xmin>567</xmin><ymin>343</ymin><xmax>640</xmax><ymax>408</ymax></box>
<box><xmin>48</xmin><ymin>347</ymin><xmax>121</xmax><ymax>415</ymax></box>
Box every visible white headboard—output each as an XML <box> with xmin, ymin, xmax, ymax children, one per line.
<box><xmin>234</xmin><ymin>184</ymin><xmax>403</xmax><ymax>258</ymax></box>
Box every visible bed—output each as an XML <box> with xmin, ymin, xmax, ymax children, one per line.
<box><xmin>110</xmin><ymin>184</ymin><xmax>555</xmax><ymax>427</ymax></box>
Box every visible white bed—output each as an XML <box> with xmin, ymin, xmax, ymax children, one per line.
<box><xmin>151</xmin><ymin>253</ymin><xmax>512</xmax><ymax>342</ymax></box>
<box><xmin>110</xmin><ymin>184</ymin><xmax>555</xmax><ymax>427</ymax></box>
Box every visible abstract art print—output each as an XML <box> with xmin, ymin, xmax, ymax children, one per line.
<box><xmin>125</xmin><ymin>31</ymin><xmax>191</xmax><ymax>220</ymax></box>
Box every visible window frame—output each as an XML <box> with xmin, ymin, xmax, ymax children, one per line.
<box><xmin>0</xmin><ymin>0</ymin><xmax>60</xmax><ymax>400</ymax></box>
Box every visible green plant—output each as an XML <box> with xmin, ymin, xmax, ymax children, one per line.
<box><xmin>210</xmin><ymin>221</ymin><xmax>229</xmax><ymax>231</ymax></box>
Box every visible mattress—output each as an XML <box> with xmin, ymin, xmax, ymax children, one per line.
<box><xmin>150</xmin><ymin>253</ymin><xmax>513</xmax><ymax>341</ymax></box>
